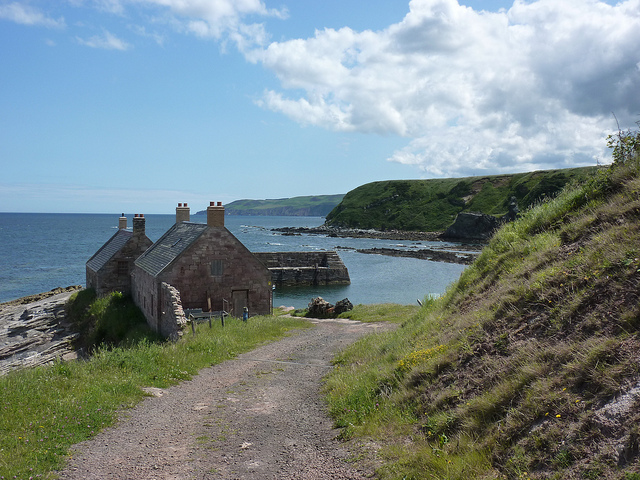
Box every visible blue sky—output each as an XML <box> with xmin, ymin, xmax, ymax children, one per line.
<box><xmin>1</xmin><ymin>0</ymin><xmax>638</xmax><ymax>213</ymax></box>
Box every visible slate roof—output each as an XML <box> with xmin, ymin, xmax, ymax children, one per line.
<box><xmin>86</xmin><ymin>229</ymin><xmax>133</xmax><ymax>272</ymax></box>
<box><xmin>135</xmin><ymin>222</ymin><xmax>208</xmax><ymax>277</ymax></box>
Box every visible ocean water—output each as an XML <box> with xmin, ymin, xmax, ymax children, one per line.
<box><xmin>0</xmin><ymin>213</ymin><xmax>467</xmax><ymax>308</ymax></box>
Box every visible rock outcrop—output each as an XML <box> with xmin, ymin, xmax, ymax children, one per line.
<box><xmin>442</xmin><ymin>212</ymin><xmax>501</xmax><ymax>241</ymax></box>
<box><xmin>356</xmin><ymin>247</ymin><xmax>477</xmax><ymax>265</ymax></box>
<box><xmin>0</xmin><ymin>288</ymin><xmax>81</xmax><ymax>375</ymax></box>
<box><xmin>443</xmin><ymin>197</ymin><xmax>521</xmax><ymax>241</ymax></box>
<box><xmin>306</xmin><ymin>297</ymin><xmax>353</xmax><ymax>318</ymax></box>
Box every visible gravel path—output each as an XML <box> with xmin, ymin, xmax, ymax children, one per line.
<box><xmin>58</xmin><ymin>317</ymin><xmax>392</xmax><ymax>479</ymax></box>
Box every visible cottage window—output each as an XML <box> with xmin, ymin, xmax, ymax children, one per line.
<box><xmin>117</xmin><ymin>260</ymin><xmax>128</xmax><ymax>276</ymax></box>
<box><xmin>211</xmin><ymin>259</ymin><xmax>224</xmax><ymax>276</ymax></box>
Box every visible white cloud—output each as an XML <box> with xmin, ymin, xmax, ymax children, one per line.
<box><xmin>129</xmin><ymin>24</ymin><xmax>166</xmax><ymax>45</ymax></box>
<box><xmin>0</xmin><ymin>2</ymin><xmax>65</xmax><ymax>28</ymax></box>
<box><xmin>252</xmin><ymin>0</ymin><xmax>640</xmax><ymax>177</ymax></box>
<box><xmin>65</xmin><ymin>0</ymin><xmax>287</xmax><ymax>50</ymax></box>
<box><xmin>76</xmin><ymin>29</ymin><xmax>131</xmax><ymax>50</ymax></box>
<box><xmin>133</xmin><ymin>0</ymin><xmax>287</xmax><ymax>49</ymax></box>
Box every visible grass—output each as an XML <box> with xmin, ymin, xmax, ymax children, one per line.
<box><xmin>0</xmin><ymin>300</ymin><xmax>310</xmax><ymax>479</ymax></box>
<box><xmin>323</xmin><ymin>154</ymin><xmax>640</xmax><ymax>479</ymax></box>
<box><xmin>338</xmin><ymin>303</ymin><xmax>421</xmax><ymax>323</ymax></box>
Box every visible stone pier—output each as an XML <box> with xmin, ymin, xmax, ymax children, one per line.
<box><xmin>253</xmin><ymin>251</ymin><xmax>350</xmax><ymax>287</ymax></box>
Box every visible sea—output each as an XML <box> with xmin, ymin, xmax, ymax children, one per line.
<box><xmin>0</xmin><ymin>213</ymin><xmax>468</xmax><ymax>308</ymax></box>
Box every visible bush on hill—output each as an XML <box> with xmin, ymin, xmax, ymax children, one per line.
<box><xmin>66</xmin><ymin>290</ymin><xmax>160</xmax><ymax>351</ymax></box>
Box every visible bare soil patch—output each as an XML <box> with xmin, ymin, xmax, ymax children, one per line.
<box><xmin>57</xmin><ymin>317</ymin><xmax>393</xmax><ymax>479</ymax></box>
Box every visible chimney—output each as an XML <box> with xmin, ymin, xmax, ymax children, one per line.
<box><xmin>118</xmin><ymin>213</ymin><xmax>127</xmax><ymax>230</ymax></box>
<box><xmin>207</xmin><ymin>201</ymin><xmax>225</xmax><ymax>227</ymax></box>
<box><xmin>176</xmin><ymin>202</ymin><xmax>190</xmax><ymax>223</ymax></box>
<box><xmin>133</xmin><ymin>214</ymin><xmax>146</xmax><ymax>237</ymax></box>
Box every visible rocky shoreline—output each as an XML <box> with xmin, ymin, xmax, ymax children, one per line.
<box><xmin>0</xmin><ymin>286</ymin><xmax>82</xmax><ymax>375</ymax></box>
<box><xmin>0</xmin><ymin>285</ymin><xmax>82</xmax><ymax>307</ymax></box>
<box><xmin>356</xmin><ymin>247</ymin><xmax>477</xmax><ymax>265</ymax></box>
<box><xmin>273</xmin><ymin>225</ymin><xmax>445</xmax><ymax>241</ymax></box>
<box><xmin>274</xmin><ymin>225</ymin><xmax>484</xmax><ymax>265</ymax></box>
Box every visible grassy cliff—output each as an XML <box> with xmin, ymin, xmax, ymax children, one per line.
<box><xmin>325</xmin><ymin>150</ymin><xmax>640</xmax><ymax>478</ymax></box>
<box><xmin>218</xmin><ymin>194</ymin><xmax>345</xmax><ymax>216</ymax></box>
<box><xmin>325</xmin><ymin>167</ymin><xmax>598</xmax><ymax>231</ymax></box>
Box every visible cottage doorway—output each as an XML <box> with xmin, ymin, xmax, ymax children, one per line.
<box><xmin>231</xmin><ymin>289</ymin><xmax>248</xmax><ymax>317</ymax></box>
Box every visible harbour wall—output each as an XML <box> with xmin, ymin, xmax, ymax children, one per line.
<box><xmin>253</xmin><ymin>251</ymin><xmax>350</xmax><ymax>287</ymax></box>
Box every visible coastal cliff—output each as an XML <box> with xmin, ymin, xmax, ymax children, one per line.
<box><xmin>325</xmin><ymin>166</ymin><xmax>598</xmax><ymax>232</ymax></box>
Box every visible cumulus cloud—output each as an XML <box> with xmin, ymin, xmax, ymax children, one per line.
<box><xmin>252</xmin><ymin>0</ymin><xmax>640</xmax><ymax>177</ymax></box>
<box><xmin>76</xmin><ymin>29</ymin><xmax>130</xmax><ymax>50</ymax></box>
<box><xmin>0</xmin><ymin>2</ymin><xmax>65</xmax><ymax>28</ymax></box>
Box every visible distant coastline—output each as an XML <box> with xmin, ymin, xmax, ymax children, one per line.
<box><xmin>196</xmin><ymin>194</ymin><xmax>344</xmax><ymax>217</ymax></box>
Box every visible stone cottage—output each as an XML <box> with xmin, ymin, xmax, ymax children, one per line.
<box><xmin>86</xmin><ymin>214</ymin><xmax>153</xmax><ymax>296</ymax></box>
<box><xmin>132</xmin><ymin>202</ymin><xmax>273</xmax><ymax>338</ymax></box>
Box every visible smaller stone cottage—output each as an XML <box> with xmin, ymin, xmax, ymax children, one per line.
<box><xmin>132</xmin><ymin>202</ymin><xmax>273</xmax><ymax>338</ymax></box>
<box><xmin>86</xmin><ymin>214</ymin><xmax>153</xmax><ymax>296</ymax></box>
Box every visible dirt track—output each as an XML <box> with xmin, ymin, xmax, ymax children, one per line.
<box><xmin>57</xmin><ymin>317</ymin><xmax>392</xmax><ymax>479</ymax></box>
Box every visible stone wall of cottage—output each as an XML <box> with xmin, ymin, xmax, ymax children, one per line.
<box><xmin>159</xmin><ymin>282</ymin><xmax>187</xmax><ymax>340</ymax></box>
<box><xmin>86</xmin><ymin>266</ymin><xmax>99</xmax><ymax>293</ymax></box>
<box><xmin>88</xmin><ymin>233</ymin><xmax>153</xmax><ymax>297</ymax></box>
<box><xmin>131</xmin><ymin>265</ymin><xmax>160</xmax><ymax>333</ymax></box>
<box><xmin>159</xmin><ymin>228</ymin><xmax>272</xmax><ymax>317</ymax></box>
<box><xmin>132</xmin><ymin>227</ymin><xmax>272</xmax><ymax>336</ymax></box>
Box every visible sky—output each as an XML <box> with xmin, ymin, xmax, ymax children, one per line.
<box><xmin>1</xmin><ymin>0</ymin><xmax>639</xmax><ymax>213</ymax></box>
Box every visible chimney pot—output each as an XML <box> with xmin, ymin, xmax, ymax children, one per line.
<box><xmin>207</xmin><ymin>201</ymin><xmax>225</xmax><ymax>227</ymax></box>
<box><xmin>176</xmin><ymin>203</ymin><xmax>190</xmax><ymax>223</ymax></box>
<box><xmin>133</xmin><ymin>214</ymin><xmax>146</xmax><ymax>237</ymax></box>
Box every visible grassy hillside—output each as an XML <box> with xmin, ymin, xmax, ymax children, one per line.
<box><xmin>216</xmin><ymin>194</ymin><xmax>345</xmax><ymax>216</ymax></box>
<box><xmin>325</xmin><ymin>148</ymin><xmax>640</xmax><ymax>478</ymax></box>
<box><xmin>325</xmin><ymin>167</ymin><xmax>598</xmax><ymax>231</ymax></box>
